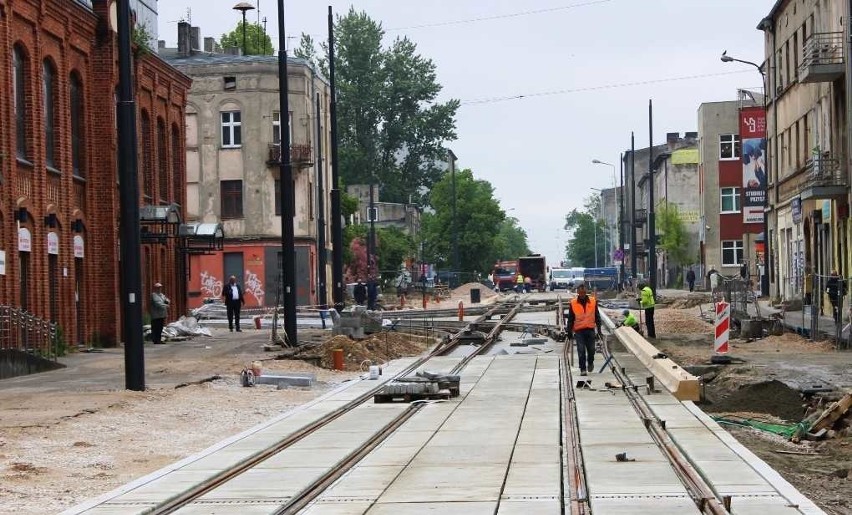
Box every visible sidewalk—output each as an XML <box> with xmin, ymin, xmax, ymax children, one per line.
<box><xmin>749</xmin><ymin>299</ymin><xmax>848</xmax><ymax>341</ymax></box>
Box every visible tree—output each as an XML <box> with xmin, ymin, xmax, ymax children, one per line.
<box><xmin>494</xmin><ymin>218</ymin><xmax>531</xmax><ymax>261</ymax></box>
<box><xmin>564</xmin><ymin>196</ymin><xmax>606</xmax><ymax>267</ymax></box>
<box><xmin>657</xmin><ymin>203</ymin><xmax>690</xmax><ymax>286</ymax></box>
<box><xmin>376</xmin><ymin>227</ymin><xmax>415</xmax><ymax>275</ymax></box>
<box><xmin>220</xmin><ymin>22</ymin><xmax>273</xmax><ymax>56</ymax></box>
<box><xmin>297</xmin><ymin>9</ymin><xmax>459</xmax><ymax>205</ymax></box>
<box><xmin>421</xmin><ymin>169</ymin><xmax>506</xmax><ymax>274</ymax></box>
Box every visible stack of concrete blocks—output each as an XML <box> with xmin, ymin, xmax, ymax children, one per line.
<box><xmin>332</xmin><ymin>306</ymin><xmax>383</xmax><ymax>339</ymax></box>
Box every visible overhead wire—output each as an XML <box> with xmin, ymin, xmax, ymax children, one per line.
<box><xmin>459</xmin><ymin>70</ymin><xmax>755</xmax><ymax>106</ymax></box>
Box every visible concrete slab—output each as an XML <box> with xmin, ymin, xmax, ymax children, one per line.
<box><xmin>428</xmin><ymin>429</ymin><xmax>519</xmax><ymax>447</ymax></box>
<box><xmin>580</xmin><ymin>442</ymin><xmax>670</xmax><ymax>463</ymax></box>
<box><xmin>255</xmin><ymin>446</ymin><xmax>350</xmax><ymax>470</ymax></box>
<box><xmin>378</xmin><ymin>465</ymin><xmax>506</xmax><ymax>503</ymax></box>
<box><xmin>379</xmin><ymin>430</ymin><xmax>437</xmax><ymax>448</ymax></box>
<box><xmin>194</xmin><ymin>467</ymin><xmax>325</xmax><ymax>500</ymax></box>
<box><xmin>173</xmin><ymin>503</ymin><xmax>284</xmax><ymax>515</ymax></box>
<box><xmin>496</xmin><ymin>500</ymin><xmax>562</xmax><ymax>514</ymax></box>
<box><xmin>368</xmin><ymin>502</ymin><xmax>496</xmax><ymax>514</ymax></box>
<box><xmin>302</xmin><ymin>502</ymin><xmax>376</xmax><ymax>515</ymax></box>
<box><xmin>578</xmin><ymin>426</ymin><xmax>656</xmax><ymax>446</ymax></box>
<box><xmin>76</xmin><ymin>506</ymin><xmax>152</xmax><ymax>515</ymax></box>
<box><xmin>515</xmin><ymin>428</ymin><xmax>560</xmax><ymax>445</ymax></box>
<box><xmin>582</xmin><ymin>461</ymin><xmax>689</xmax><ymax>496</ymax></box>
<box><xmin>411</xmin><ymin>444</ymin><xmax>512</xmax><ymax>466</ymax></box>
<box><xmin>322</xmin><ymin>465</ymin><xmax>405</xmax><ymax>498</ymax></box>
<box><xmin>590</xmin><ymin>495</ymin><xmax>700</xmax><ymax>514</ymax></box>
<box><xmin>510</xmin><ymin>444</ymin><xmax>561</xmax><ymax>464</ymax></box>
<box><xmin>501</xmin><ymin>462</ymin><xmax>561</xmax><ymax>497</ymax></box>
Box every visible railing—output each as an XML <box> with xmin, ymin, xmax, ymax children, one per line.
<box><xmin>267</xmin><ymin>143</ymin><xmax>313</xmax><ymax>167</ymax></box>
<box><xmin>46</xmin><ymin>171</ymin><xmax>61</xmax><ymax>205</ymax></box>
<box><xmin>16</xmin><ymin>168</ymin><xmax>31</xmax><ymax>198</ymax></box>
<box><xmin>0</xmin><ymin>306</ymin><xmax>58</xmax><ymax>361</ymax></box>
<box><xmin>802</xmin><ymin>154</ymin><xmax>845</xmax><ymax>189</ymax></box>
<box><xmin>801</xmin><ymin>32</ymin><xmax>843</xmax><ymax>69</ymax></box>
<box><xmin>634</xmin><ymin>208</ymin><xmax>647</xmax><ymax>225</ymax></box>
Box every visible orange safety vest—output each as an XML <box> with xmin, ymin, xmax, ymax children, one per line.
<box><xmin>570</xmin><ymin>296</ymin><xmax>597</xmax><ymax>331</ymax></box>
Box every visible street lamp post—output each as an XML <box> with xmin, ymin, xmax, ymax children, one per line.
<box><xmin>593</xmin><ymin>159</ymin><xmax>617</xmax><ymax>267</ymax></box>
<box><xmin>233</xmin><ymin>2</ymin><xmax>256</xmax><ymax>56</ymax></box>
<box><xmin>721</xmin><ymin>50</ymin><xmax>770</xmax><ymax>297</ymax></box>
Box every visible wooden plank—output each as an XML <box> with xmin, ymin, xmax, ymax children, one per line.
<box><xmin>809</xmin><ymin>392</ymin><xmax>852</xmax><ymax>433</ymax></box>
<box><xmin>614</xmin><ymin>327</ymin><xmax>701</xmax><ymax>401</ymax></box>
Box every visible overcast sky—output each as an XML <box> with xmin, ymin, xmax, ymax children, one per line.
<box><xmin>157</xmin><ymin>0</ymin><xmax>769</xmax><ymax>267</ymax></box>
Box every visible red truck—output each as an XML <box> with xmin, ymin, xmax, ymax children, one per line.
<box><xmin>491</xmin><ymin>260</ymin><xmax>519</xmax><ymax>291</ymax></box>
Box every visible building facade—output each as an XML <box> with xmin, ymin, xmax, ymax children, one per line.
<box><xmin>760</xmin><ymin>0</ymin><xmax>848</xmax><ymax>304</ymax></box>
<box><xmin>164</xmin><ymin>24</ymin><xmax>333</xmax><ymax>309</ymax></box>
<box><xmin>0</xmin><ymin>0</ymin><xmax>190</xmax><ymax>346</ymax></box>
<box><xmin>698</xmin><ymin>99</ymin><xmax>764</xmax><ymax>282</ymax></box>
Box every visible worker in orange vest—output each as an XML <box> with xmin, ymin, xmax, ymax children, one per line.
<box><xmin>565</xmin><ymin>283</ymin><xmax>602</xmax><ymax>375</ymax></box>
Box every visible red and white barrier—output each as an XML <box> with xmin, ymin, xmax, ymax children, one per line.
<box><xmin>714</xmin><ymin>301</ymin><xmax>730</xmax><ymax>354</ymax></box>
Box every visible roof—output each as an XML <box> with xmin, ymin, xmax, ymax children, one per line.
<box><xmin>162</xmin><ymin>53</ymin><xmax>327</xmax><ymax>83</ymax></box>
<box><xmin>759</xmin><ymin>0</ymin><xmax>786</xmax><ymax>28</ymax></box>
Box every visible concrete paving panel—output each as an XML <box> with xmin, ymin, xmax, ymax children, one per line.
<box><xmin>256</xmin><ymin>446</ymin><xmax>350</xmax><ymax>469</ymax></box>
<box><xmin>410</xmin><ymin>444</ymin><xmax>512</xmax><ymax>466</ymax></box>
<box><xmin>647</xmin><ymin>404</ymin><xmax>707</xmax><ymax>429</ymax></box>
<box><xmin>174</xmin><ymin>504</ymin><xmax>285</xmax><ymax>515</ymax></box>
<box><xmin>516</xmin><ymin>428</ymin><xmax>560</xmax><ymax>445</ymax></box>
<box><xmin>378</xmin><ymin>465</ymin><xmax>507</xmax><ymax>503</ymax></box>
<box><xmin>79</xmin><ymin>506</ymin><xmax>152</xmax><ymax>515</ymax></box>
<box><xmin>290</xmin><ymin>430</ymin><xmax>381</xmax><ymax>449</ymax></box>
<box><xmin>379</xmin><ymin>430</ymin><xmax>436</xmax><ymax>448</ymax></box>
<box><xmin>322</xmin><ymin>465</ymin><xmax>406</xmax><ymax>498</ymax></box>
<box><xmin>178</xmin><ymin>448</ymin><xmax>262</xmax><ymax>471</ymax></box>
<box><xmin>428</xmin><ymin>429</ymin><xmax>518</xmax><ymax>447</ymax></box>
<box><xmin>368</xmin><ymin>501</ymin><xmax>497</xmax><ymax>514</ymax></box>
<box><xmin>725</xmin><ymin>495</ymin><xmax>809</xmax><ymax>514</ymax></box>
<box><xmin>583</xmin><ymin>461</ymin><xmax>689</xmax><ymax>496</ymax></box>
<box><xmin>501</xmin><ymin>462</ymin><xmax>561</xmax><ymax>497</ymax></box>
<box><xmin>580</xmin><ymin>442</ymin><xmax>670</xmax><ymax>463</ymax></box>
<box><xmin>496</xmin><ymin>500</ymin><xmax>561</xmax><ymax>514</ymax></box>
<box><xmin>358</xmin><ymin>443</ymin><xmax>421</xmax><ymax>467</ymax></box>
<box><xmin>301</xmin><ymin>502</ymin><xmax>376</xmax><ymax>515</ymax></box>
<box><xmin>590</xmin><ymin>495</ymin><xmax>700</xmax><ymax>514</ymax></box>
<box><xmin>510</xmin><ymin>444</ymin><xmax>561</xmax><ymax>464</ymax></box>
<box><xmin>194</xmin><ymin>467</ymin><xmax>326</xmax><ymax>499</ymax></box>
<box><xmin>578</xmin><ymin>426</ymin><xmax>656</xmax><ymax>445</ymax></box>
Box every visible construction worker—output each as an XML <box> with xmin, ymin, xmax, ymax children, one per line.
<box><xmin>565</xmin><ymin>283</ymin><xmax>602</xmax><ymax>375</ymax></box>
<box><xmin>638</xmin><ymin>282</ymin><xmax>656</xmax><ymax>338</ymax></box>
<box><xmin>515</xmin><ymin>272</ymin><xmax>525</xmax><ymax>293</ymax></box>
<box><xmin>621</xmin><ymin>309</ymin><xmax>640</xmax><ymax>333</ymax></box>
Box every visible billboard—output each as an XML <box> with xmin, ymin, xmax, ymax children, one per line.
<box><xmin>740</xmin><ymin>106</ymin><xmax>766</xmax><ymax>224</ymax></box>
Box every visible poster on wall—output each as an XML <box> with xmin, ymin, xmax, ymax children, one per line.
<box><xmin>0</xmin><ymin>250</ymin><xmax>5</xmax><ymax>275</ymax></box>
<box><xmin>740</xmin><ymin>106</ymin><xmax>766</xmax><ymax>224</ymax></box>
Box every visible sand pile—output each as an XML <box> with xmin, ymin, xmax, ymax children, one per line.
<box><xmin>303</xmin><ymin>333</ymin><xmax>435</xmax><ymax>371</ymax></box>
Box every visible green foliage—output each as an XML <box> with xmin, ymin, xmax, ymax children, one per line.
<box><xmin>494</xmin><ymin>218</ymin><xmax>531</xmax><ymax>261</ymax></box>
<box><xmin>657</xmin><ymin>203</ymin><xmax>689</xmax><ymax>266</ymax></box>
<box><xmin>298</xmin><ymin>8</ymin><xmax>459</xmax><ymax>205</ymax></box>
<box><xmin>132</xmin><ymin>22</ymin><xmax>152</xmax><ymax>56</ymax></box>
<box><xmin>421</xmin><ymin>169</ymin><xmax>506</xmax><ymax>273</ymax></box>
<box><xmin>341</xmin><ymin>191</ymin><xmax>359</xmax><ymax>221</ymax></box>
<box><xmin>564</xmin><ymin>196</ymin><xmax>607</xmax><ymax>268</ymax></box>
<box><xmin>220</xmin><ymin>21</ymin><xmax>274</xmax><ymax>56</ymax></box>
<box><xmin>51</xmin><ymin>326</ymin><xmax>67</xmax><ymax>357</ymax></box>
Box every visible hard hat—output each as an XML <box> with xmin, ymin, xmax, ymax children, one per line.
<box><xmin>622</xmin><ymin>309</ymin><xmax>630</xmax><ymax>316</ymax></box>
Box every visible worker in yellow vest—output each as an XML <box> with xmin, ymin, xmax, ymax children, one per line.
<box><xmin>515</xmin><ymin>272</ymin><xmax>525</xmax><ymax>293</ymax></box>
<box><xmin>565</xmin><ymin>283</ymin><xmax>601</xmax><ymax>375</ymax></box>
<box><xmin>638</xmin><ymin>282</ymin><xmax>656</xmax><ymax>338</ymax></box>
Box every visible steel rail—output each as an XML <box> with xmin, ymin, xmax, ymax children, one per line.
<box><xmin>449</xmin><ymin>302</ymin><xmax>523</xmax><ymax>374</ymax></box>
<box><xmin>149</xmin><ymin>302</ymin><xmax>516</xmax><ymax>514</ymax></box>
<box><xmin>560</xmin><ymin>297</ymin><xmax>589</xmax><ymax>514</ymax></box>
<box><xmin>598</xmin><ymin>327</ymin><xmax>729</xmax><ymax>515</ymax></box>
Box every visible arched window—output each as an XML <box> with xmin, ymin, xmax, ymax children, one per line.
<box><xmin>140</xmin><ymin>110</ymin><xmax>152</xmax><ymax>199</ymax></box>
<box><xmin>70</xmin><ymin>73</ymin><xmax>86</xmax><ymax>177</ymax></box>
<box><xmin>171</xmin><ymin>123</ymin><xmax>182</xmax><ymax>205</ymax></box>
<box><xmin>157</xmin><ymin>118</ymin><xmax>168</xmax><ymax>201</ymax></box>
<box><xmin>43</xmin><ymin>59</ymin><xmax>58</xmax><ymax>169</ymax></box>
<box><xmin>13</xmin><ymin>45</ymin><xmax>29</xmax><ymax>160</ymax></box>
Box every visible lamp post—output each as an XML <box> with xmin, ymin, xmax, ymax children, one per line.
<box><xmin>233</xmin><ymin>2</ymin><xmax>256</xmax><ymax>56</ymax></box>
<box><xmin>449</xmin><ymin>150</ymin><xmax>459</xmax><ymax>281</ymax></box>
<box><xmin>721</xmin><ymin>50</ymin><xmax>770</xmax><ymax>297</ymax></box>
<box><xmin>593</xmin><ymin>159</ymin><xmax>617</xmax><ymax>267</ymax></box>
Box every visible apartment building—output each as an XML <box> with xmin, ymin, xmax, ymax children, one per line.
<box><xmin>698</xmin><ymin>98</ymin><xmax>764</xmax><ymax>283</ymax></box>
<box><xmin>163</xmin><ymin>24</ymin><xmax>333</xmax><ymax>309</ymax></box>
<box><xmin>0</xmin><ymin>0</ymin><xmax>190</xmax><ymax>346</ymax></box>
<box><xmin>760</xmin><ymin>0</ymin><xmax>848</xmax><ymax>301</ymax></box>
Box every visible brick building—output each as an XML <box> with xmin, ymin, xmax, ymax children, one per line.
<box><xmin>0</xmin><ymin>0</ymin><xmax>190</xmax><ymax>346</ymax></box>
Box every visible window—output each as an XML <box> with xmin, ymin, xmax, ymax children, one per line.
<box><xmin>70</xmin><ymin>73</ymin><xmax>85</xmax><ymax>177</ymax></box>
<box><xmin>141</xmin><ymin>110</ymin><xmax>153</xmax><ymax>198</ymax></box>
<box><xmin>221</xmin><ymin>180</ymin><xmax>243</xmax><ymax>218</ymax></box>
<box><xmin>43</xmin><ymin>60</ymin><xmax>58</xmax><ymax>168</ymax></box>
<box><xmin>13</xmin><ymin>45</ymin><xmax>28</xmax><ymax>160</ymax></box>
<box><xmin>171</xmin><ymin>124</ymin><xmax>182</xmax><ymax>204</ymax></box>
<box><xmin>272</xmin><ymin>111</ymin><xmax>293</xmax><ymax>145</ymax></box>
<box><xmin>157</xmin><ymin>118</ymin><xmax>168</xmax><ymax>200</ymax></box>
<box><xmin>221</xmin><ymin>111</ymin><xmax>241</xmax><ymax>147</ymax></box>
<box><xmin>722</xmin><ymin>240</ymin><xmax>744</xmax><ymax>267</ymax></box>
<box><xmin>223</xmin><ymin>76</ymin><xmax>236</xmax><ymax>90</ymax></box>
<box><xmin>719</xmin><ymin>134</ymin><xmax>741</xmax><ymax>160</ymax></box>
<box><xmin>720</xmin><ymin>187</ymin><xmax>741</xmax><ymax>213</ymax></box>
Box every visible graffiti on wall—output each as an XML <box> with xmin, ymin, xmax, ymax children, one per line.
<box><xmin>244</xmin><ymin>270</ymin><xmax>265</xmax><ymax>305</ymax></box>
<box><xmin>200</xmin><ymin>271</ymin><xmax>223</xmax><ymax>298</ymax></box>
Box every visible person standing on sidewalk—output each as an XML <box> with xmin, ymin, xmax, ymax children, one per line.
<box><xmin>150</xmin><ymin>282</ymin><xmax>170</xmax><ymax>344</ymax></box>
<box><xmin>686</xmin><ymin>268</ymin><xmax>696</xmax><ymax>292</ymax></box>
<box><xmin>638</xmin><ymin>282</ymin><xmax>656</xmax><ymax>338</ymax></box>
<box><xmin>223</xmin><ymin>275</ymin><xmax>245</xmax><ymax>332</ymax></box>
<box><xmin>565</xmin><ymin>283</ymin><xmax>602</xmax><ymax>375</ymax></box>
<box><xmin>827</xmin><ymin>270</ymin><xmax>846</xmax><ymax>324</ymax></box>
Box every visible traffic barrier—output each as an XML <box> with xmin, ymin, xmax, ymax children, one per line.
<box><xmin>714</xmin><ymin>301</ymin><xmax>730</xmax><ymax>354</ymax></box>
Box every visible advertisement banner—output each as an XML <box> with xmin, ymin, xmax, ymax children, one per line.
<box><xmin>740</xmin><ymin>106</ymin><xmax>766</xmax><ymax>224</ymax></box>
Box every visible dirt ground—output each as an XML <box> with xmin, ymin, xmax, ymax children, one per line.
<box><xmin>0</xmin><ymin>327</ymin><xmax>381</xmax><ymax>514</ymax></box>
<box><xmin>638</xmin><ymin>306</ymin><xmax>852</xmax><ymax>515</ymax></box>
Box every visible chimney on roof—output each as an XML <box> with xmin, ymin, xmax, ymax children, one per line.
<box><xmin>204</xmin><ymin>37</ymin><xmax>218</xmax><ymax>53</ymax></box>
<box><xmin>177</xmin><ymin>21</ymin><xmax>191</xmax><ymax>57</ymax></box>
<box><xmin>158</xmin><ymin>40</ymin><xmax>166</xmax><ymax>50</ymax></box>
<box><xmin>666</xmin><ymin>132</ymin><xmax>679</xmax><ymax>150</ymax></box>
<box><xmin>190</xmin><ymin>27</ymin><xmax>201</xmax><ymax>53</ymax></box>
<box><xmin>685</xmin><ymin>131</ymin><xmax>698</xmax><ymax>140</ymax></box>
<box><xmin>224</xmin><ymin>46</ymin><xmax>242</xmax><ymax>56</ymax></box>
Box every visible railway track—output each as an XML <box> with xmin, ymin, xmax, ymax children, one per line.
<box><xmin>146</xmin><ymin>300</ymin><xmax>523</xmax><ymax>514</ymax></box>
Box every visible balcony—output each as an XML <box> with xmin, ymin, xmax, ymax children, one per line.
<box><xmin>633</xmin><ymin>208</ymin><xmax>647</xmax><ymax>227</ymax></box>
<box><xmin>267</xmin><ymin>143</ymin><xmax>313</xmax><ymax>168</ymax></box>
<box><xmin>799</xmin><ymin>32</ymin><xmax>844</xmax><ymax>83</ymax></box>
<box><xmin>799</xmin><ymin>154</ymin><xmax>847</xmax><ymax>200</ymax></box>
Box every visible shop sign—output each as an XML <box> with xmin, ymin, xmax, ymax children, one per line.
<box><xmin>47</xmin><ymin>232</ymin><xmax>59</xmax><ymax>255</ymax></box>
<box><xmin>73</xmin><ymin>235</ymin><xmax>85</xmax><ymax>258</ymax></box>
<box><xmin>791</xmin><ymin>197</ymin><xmax>802</xmax><ymax>224</ymax></box>
<box><xmin>740</xmin><ymin>106</ymin><xmax>766</xmax><ymax>224</ymax></box>
<box><xmin>822</xmin><ymin>200</ymin><xmax>832</xmax><ymax>224</ymax></box>
<box><xmin>18</xmin><ymin>228</ymin><xmax>31</xmax><ymax>252</ymax></box>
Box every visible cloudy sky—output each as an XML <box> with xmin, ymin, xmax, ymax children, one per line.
<box><xmin>157</xmin><ymin>0</ymin><xmax>769</xmax><ymax>267</ymax></box>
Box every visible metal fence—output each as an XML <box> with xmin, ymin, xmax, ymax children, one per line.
<box><xmin>0</xmin><ymin>306</ymin><xmax>59</xmax><ymax>360</ymax></box>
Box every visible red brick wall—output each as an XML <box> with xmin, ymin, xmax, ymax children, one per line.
<box><xmin>1</xmin><ymin>0</ymin><xmax>190</xmax><ymax>346</ymax></box>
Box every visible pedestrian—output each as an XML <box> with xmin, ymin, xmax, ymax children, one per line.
<box><xmin>223</xmin><ymin>275</ymin><xmax>245</xmax><ymax>332</ymax></box>
<box><xmin>150</xmin><ymin>282</ymin><xmax>170</xmax><ymax>344</ymax></box>
<box><xmin>367</xmin><ymin>277</ymin><xmax>378</xmax><ymax>310</ymax></box>
<box><xmin>638</xmin><ymin>281</ymin><xmax>656</xmax><ymax>338</ymax></box>
<box><xmin>826</xmin><ymin>270</ymin><xmax>846</xmax><ymax>324</ymax></box>
<box><xmin>353</xmin><ymin>278</ymin><xmax>367</xmax><ymax>306</ymax></box>
<box><xmin>686</xmin><ymin>268</ymin><xmax>696</xmax><ymax>292</ymax></box>
<box><xmin>524</xmin><ymin>275</ymin><xmax>532</xmax><ymax>293</ymax></box>
<box><xmin>395</xmin><ymin>273</ymin><xmax>408</xmax><ymax>306</ymax></box>
<box><xmin>707</xmin><ymin>266</ymin><xmax>720</xmax><ymax>296</ymax></box>
<box><xmin>516</xmin><ymin>272</ymin><xmax>525</xmax><ymax>293</ymax></box>
<box><xmin>740</xmin><ymin>261</ymin><xmax>748</xmax><ymax>280</ymax></box>
<box><xmin>565</xmin><ymin>283</ymin><xmax>601</xmax><ymax>375</ymax></box>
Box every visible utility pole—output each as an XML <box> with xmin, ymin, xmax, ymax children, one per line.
<box><xmin>368</xmin><ymin>183</ymin><xmax>376</xmax><ymax>277</ymax></box>
<box><xmin>619</xmin><ymin>152</ymin><xmax>625</xmax><ymax>287</ymax></box>
<box><xmin>117</xmin><ymin>0</ymin><xmax>144</xmax><ymax>391</ymax></box>
<box><xmin>648</xmin><ymin>99</ymin><xmax>657</xmax><ymax>293</ymax></box>
<box><xmin>328</xmin><ymin>6</ymin><xmax>344</xmax><ymax>311</ymax></box>
<box><xmin>449</xmin><ymin>150</ymin><xmax>459</xmax><ymax>278</ymax></box>
<box><xmin>630</xmin><ymin>133</ymin><xmax>637</xmax><ymax>281</ymax></box>
<box><xmin>277</xmin><ymin>0</ymin><xmax>297</xmax><ymax>346</ymax></box>
<box><xmin>315</xmin><ymin>92</ymin><xmax>327</xmax><ymax>307</ymax></box>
